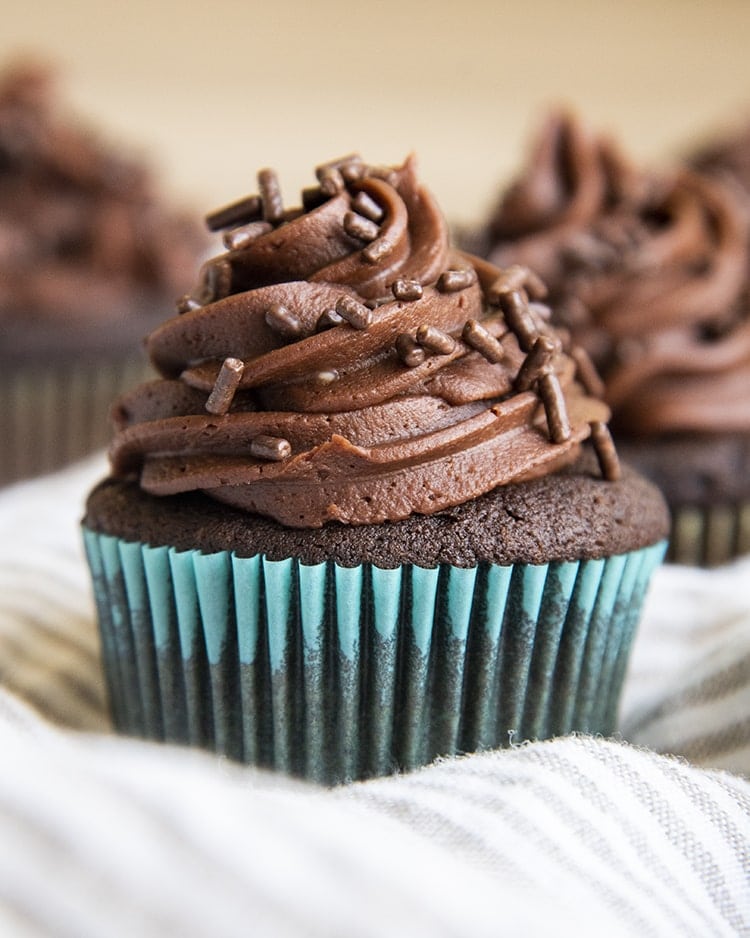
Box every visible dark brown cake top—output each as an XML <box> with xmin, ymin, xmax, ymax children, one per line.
<box><xmin>86</xmin><ymin>453</ymin><xmax>668</xmax><ymax>567</ymax></box>
<box><xmin>110</xmin><ymin>154</ymin><xmax>620</xmax><ymax>528</ymax></box>
<box><xmin>482</xmin><ymin>110</ymin><xmax>750</xmax><ymax>438</ymax></box>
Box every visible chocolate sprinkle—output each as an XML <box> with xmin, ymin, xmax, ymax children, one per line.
<box><xmin>462</xmin><ymin>319</ymin><xmax>505</xmax><ymax>363</ymax></box>
<box><xmin>205</xmin><ymin>358</ymin><xmax>244</xmax><ymax>415</ymax></box>
<box><xmin>205</xmin><ymin>195</ymin><xmax>262</xmax><ymax>232</ymax></box>
<box><xmin>489</xmin><ymin>264</ymin><xmax>548</xmax><ymax>302</ymax></box>
<box><xmin>501</xmin><ymin>290</ymin><xmax>539</xmax><ymax>352</ymax></box>
<box><xmin>590</xmin><ymin>421</ymin><xmax>621</xmax><ymax>481</ymax></box>
<box><xmin>343</xmin><ymin>211</ymin><xmax>379</xmax><ymax>242</ymax></box>
<box><xmin>538</xmin><ymin>372</ymin><xmax>571</xmax><ymax>443</ymax></box>
<box><xmin>302</xmin><ymin>186</ymin><xmax>328</xmax><ymax>211</ymax></box>
<box><xmin>528</xmin><ymin>301</ymin><xmax>552</xmax><ymax>322</ymax></box>
<box><xmin>416</xmin><ymin>324</ymin><xmax>456</xmax><ymax>355</ymax></box>
<box><xmin>223</xmin><ymin>221</ymin><xmax>273</xmax><ymax>251</ymax></box>
<box><xmin>392</xmin><ymin>279</ymin><xmax>424</xmax><ymax>301</ymax></box>
<box><xmin>250</xmin><ymin>434</ymin><xmax>292</xmax><ymax>461</ymax></box>
<box><xmin>340</xmin><ymin>162</ymin><xmax>365</xmax><ymax>184</ymax></box>
<box><xmin>316</xmin><ymin>154</ymin><xmax>364</xmax><ymax>186</ymax></box>
<box><xmin>258</xmin><ymin>168</ymin><xmax>284</xmax><ymax>223</ymax></box>
<box><xmin>437</xmin><ymin>269</ymin><xmax>476</xmax><ymax>293</ymax></box>
<box><xmin>363</xmin><ymin>238</ymin><xmax>394</xmax><ymax>264</ymax></box>
<box><xmin>316</xmin><ymin>308</ymin><xmax>345</xmax><ymax>330</ymax></box>
<box><xmin>352</xmin><ymin>190</ymin><xmax>384</xmax><ymax>222</ymax></box>
<box><xmin>514</xmin><ymin>335</ymin><xmax>556</xmax><ymax>392</ymax></box>
<box><xmin>265</xmin><ymin>303</ymin><xmax>303</xmax><ymax>338</ymax></box>
<box><xmin>396</xmin><ymin>333</ymin><xmax>426</xmax><ymax>368</ymax></box>
<box><xmin>198</xmin><ymin>258</ymin><xmax>232</xmax><ymax>303</ymax></box>
<box><xmin>368</xmin><ymin>166</ymin><xmax>399</xmax><ymax>186</ymax></box>
<box><xmin>317</xmin><ymin>166</ymin><xmax>345</xmax><ymax>197</ymax></box>
<box><xmin>524</xmin><ymin>269</ymin><xmax>547</xmax><ymax>298</ymax></box>
<box><xmin>176</xmin><ymin>294</ymin><xmax>202</xmax><ymax>314</ymax></box>
<box><xmin>335</xmin><ymin>295</ymin><xmax>373</xmax><ymax>329</ymax></box>
<box><xmin>570</xmin><ymin>345</ymin><xmax>606</xmax><ymax>399</ymax></box>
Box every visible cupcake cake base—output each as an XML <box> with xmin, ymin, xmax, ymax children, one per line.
<box><xmin>83</xmin><ymin>455</ymin><xmax>667</xmax><ymax>784</ymax></box>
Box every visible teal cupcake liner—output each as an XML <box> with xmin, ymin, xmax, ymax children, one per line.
<box><xmin>0</xmin><ymin>357</ymin><xmax>151</xmax><ymax>487</ymax></box>
<box><xmin>83</xmin><ymin>528</ymin><xmax>666</xmax><ymax>784</ymax></box>
<box><xmin>669</xmin><ymin>501</ymin><xmax>750</xmax><ymax>567</ymax></box>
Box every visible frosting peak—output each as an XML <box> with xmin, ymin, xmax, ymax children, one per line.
<box><xmin>111</xmin><ymin>155</ymin><xmax>615</xmax><ymax>527</ymax></box>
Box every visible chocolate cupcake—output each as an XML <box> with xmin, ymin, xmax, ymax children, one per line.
<box><xmin>82</xmin><ymin>154</ymin><xmax>668</xmax><ymax>784</ymax></box>
<box><xmin>0</xmin><ymin>60</ymin><xmax>206</xmax><ymax>485</ymax></box>
<box><xmin>477</xmin><ymin>111</ymin><xmax>750</xmax><ymax>566</ymax></box>
<box><xmin>689</xmin><ymin>116</ymin><xmax>750</xmax><ymax>203</ymax></box>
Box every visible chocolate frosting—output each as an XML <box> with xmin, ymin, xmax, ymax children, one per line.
<box><xmin>0</xmin><ymin>60</ymin><xmax>206</xmax><ymax>339</ymax></box>
<box><xmin>690</xmin><ymin>117</ymin><xmax>750</xmax><ymax>201</ymax></box>
<box><xmin>110</xmin><ymin>154</ymin><xmax>614</xmax><ymax>528</ymax></box>
<box><xmin>484</xmin><ymin>111</ymin><xmax>750</xmax><ymax>438</ymax></box>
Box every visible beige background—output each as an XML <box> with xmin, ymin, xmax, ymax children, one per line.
<box><xmin>3</xmin><ymin>0</ymin><xmax>750</xmax><ymax>226</ymax></box>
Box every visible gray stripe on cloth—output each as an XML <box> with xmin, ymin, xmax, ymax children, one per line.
<box><xmin>0</xmin><ymin>713</ymin><xmax>566</xmax><ymax>937</ymax></box>
<box><xmin>338</xmin><ymin>780</ymin><xmax>532</xmax><ymax>885</ymax></box>
<box><xmin>653</xmin><ymin>755</ymin><xmax>750</xmax><ymax>878</ymax></box>
<box><xmin>582</xmin><ymin>739</ymin><xmax>749</xmax><ymax>936</ymax></box>
<box><xmin>509</xmin><ymin>749</ymin><xmax>722</xmax><ymax>938</ymax></box>
<box><xmin>625</xmin><ymin>652</ymin><xmax>750</xmax><ymax>736</ymax></box>
<box><xmin>0</xmin><ymin>599</ymin><xmax>100</xmax><ymax>662</ymax></box>
<box><xmin>0</xmin><ymin>627</ymin><xmax>107</xmax><ymax>731</ymax></box>
<box><xmin>347</xmin><ymin>756</ymin><xmax>682</xmax><ymax>938</ymax></box>
<box><xmin>673</xmin><ymin>717</ymin><xmax>750</xmax><ymax>769</ymax></box>
<box><xmin>0</xmin><ymin>743</ymin><xmax>321</xmax><ymax>936</ymax></box>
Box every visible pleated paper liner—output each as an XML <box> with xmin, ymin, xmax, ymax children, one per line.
<box><xmin>83</xmin><ymin>529</ymin><xmax>666</xmax><ymax>785</ymax></box>
<box><xmin>0</xmin><ymin>357</ymin><xmax>151</xmax><ymax>487</ymax></box>
<box><xmin>669</xmin><ymin>502</ymin><xmax>750</xmax><ymax>567</ymax></box>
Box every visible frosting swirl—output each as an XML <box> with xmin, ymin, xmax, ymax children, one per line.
<box><xmin>690</xmin><ymin>117</ymin><xmax>750</xmax><ymax>202</ymax></box>
<box><xmin>485</xmin><ymin>111</ymin><xmax>750</xmax><ymax>437</ymax></box>
<box><xmin>111</xmin><ymin>154</ymin><xmax>613</xmax><ymax>528</ymax></box>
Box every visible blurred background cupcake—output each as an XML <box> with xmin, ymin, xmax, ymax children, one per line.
<box><xmin>689</xmin><ymin>115</ymin><xmax>750</xmax><ymax>204</ymax></box>
<box><xmin>471</xmin><ymin>111</ymin><xmax>750</xmax><ymax>566</ymax></box>
<box><xmin>0</xmin><ymin>59</ymin><xmax>207</xmax><ymax>486</ymax></box>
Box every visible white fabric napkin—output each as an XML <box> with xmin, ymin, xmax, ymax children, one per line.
<box><xmin>0</xmin><ymin>456</ymin><xmax>748</xmax><ymax>937</ymax></box>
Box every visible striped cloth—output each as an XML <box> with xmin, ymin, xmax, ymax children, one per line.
<box><xmin>0</xmin><ymin>456</ymin><xmax>748</xmax><ymax>937</ymax></box>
